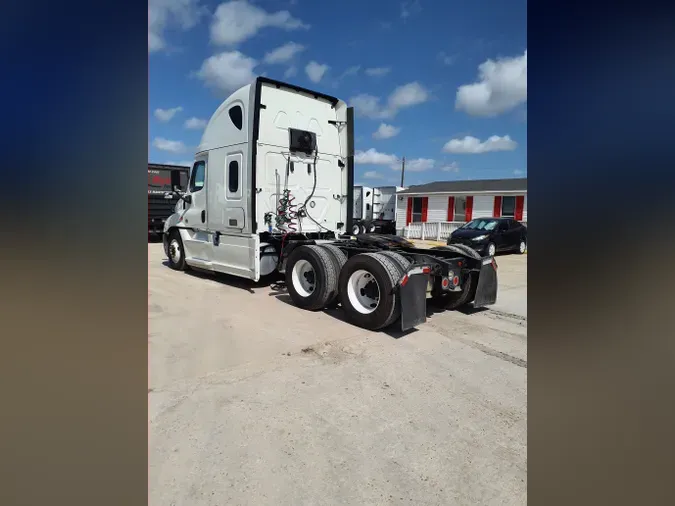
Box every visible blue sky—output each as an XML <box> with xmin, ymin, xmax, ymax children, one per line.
<box><xmin>149</xmin><ymin>0</ymin><xmax>527</xmax><ymax>186</ymax></box>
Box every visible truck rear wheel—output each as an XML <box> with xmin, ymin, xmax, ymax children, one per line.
<box><xmin>317</xmin><ymin>244</ymin><xmax>348</xmax><ymax>307</ymax></box>
<box><xmin>338</xmin><ymin>253</ymin><xmax>405</xmax><ymax>330</ymax></box>
<box><xmin>285</xmin><ymin>245</ymin><xmax>339</xmax><ymax>311</ymax></box>
<box><xmin>351</xmin><ymin>223</ymin><xmax>361</xmax><ymax>235</ymax></box>
<box><xmin>167</xmin><ymin>229</ymin><xmax>187</xmax><ymax>271</ymax></box>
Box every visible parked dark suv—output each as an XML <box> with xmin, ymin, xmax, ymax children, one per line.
<box><xmin>447</xmin><ymin>217</ymin><xmax>527</xmax><ymax>257</ymax></box>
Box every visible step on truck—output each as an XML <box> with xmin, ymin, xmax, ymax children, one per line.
<box><xmin>351</xmin><ymin>184</ymin><xmax>403</xmax><ymax>235</ymax></box>
<box><xmin>162</xmin><ymin>77</ymin><xmax>498</xmax><ymax>331</ymax></box>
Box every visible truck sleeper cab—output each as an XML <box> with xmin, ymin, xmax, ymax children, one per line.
<box><xmin>163</xmin><ymin>77</ymin><xmax>498</xmax><ymax>331</ymax></box>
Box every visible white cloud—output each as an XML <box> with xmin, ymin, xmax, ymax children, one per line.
<box><xmin>339</xmin><ymin>65</ymin><xmax>361</xmax><ymax>78</ymax></box>
<box><xmin>350</xmin><ymin>81</ymin><xmax>429</xmax><ymax>119</ymax></box>
<box><xmin>355</xmin><ymin>148</ymin><xmax>398</xmax><ymax>166</ymax></box>
<box><xmin>166</xmin><ymin>160</ymin><xmax>193</xmax><ymax>167</ymax></box>
<box><xmin>184</xmin><ymin>117</ymin><xmax>208</xmax><ymax>129</ymax></box>
<box><xmin>442</xmin><ymin>135</ymin><xmax>517</xmax><ymax>154</ymax></box>
<box><xmin>513</xmin><ymin>169</ymin><xmax>525</xmax><ymax>176</ymax></box>
<box><xmin>365</xmin><ymin>66</ymin><xmax>391</xmax><ymax>77</ymax></box>
<box><xmin>401</xmin><ymin>1</ymin><xmax>421</xmax><ymax>19</ymax></box>
<box><xmin>388</xmin><ymin>82</ymin><xmax>428</xmax><ymax>109</ymax></box>
<box><xmin>456</xmin><ymin>50</ymin><xmax>527</xmax><ymax>117</ymax></box>
<box><xmin>438</xmin><ymin>51</ymin><xmax>457</xmax><ymax>65</ymax></box>
<box><xmin>355</xmin><ymin>149</ymin><xmax>434</xmax><ymax>173</ymax></box>
<box><xmin>263</xmin><ymin>41</ymin><xmax>305</xmax><ymax>64</ymax></box>
<box><xmin>211</xmin><ymin>0</ymin><xmax>309</xmax><ymax>46</ymax></box>
<box><xmin>154</xmin><ymin>106</ymin><xmax>183</xmax><ymax>122</ymax></box>
<box><xmin>399</xmin><ymin>158</ymin><xmax>435</xmax><ymax>172</ymax></box>
<box><xmin>349</xmin><ymin>94</ymin><xmax>385</xmax><ymax>118</ymax></box>
<box><xmin>372</xmin><ymin>123</ymin><xmax>401</xmax><ymax>139</ymax></box>
<box><xmin>284</xmin><ymin>66</ymin><xmax>298</xmax><ymax>78</ymax></box>
<box><xmin>305</xmin><ymin>61</ymin><xmax>329</xmax><ymax>83</ymax></box>
<box><xmin>153</xmin><ymin>137</ymin><xmax>187</xmax><ymax>153</ymax></box>
<box><xmin>441</xmin><ymin>162</ymin><xmax>460</xmax><ymax>172</ymax></box>
<box><xmin>363</xmin><ymin>170</ymin><xmax>384</xmax><ymax>179</ymax></box>
<box><xmin>196</xmin><ymin>51</ymin><xmax>258</xmax><ymax>93</ymax></box>
<box><xmin>149</xmin><ymin>0</ymin><xmax>205</xmax><ymax>53</ymax></box>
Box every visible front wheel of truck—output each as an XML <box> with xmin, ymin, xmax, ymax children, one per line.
<box><xmin>167</xmin><ymin>230</ymin><xmax>187</xmax><ymax>271</ymax></box>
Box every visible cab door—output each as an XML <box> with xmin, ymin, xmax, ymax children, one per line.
<box><xmin>181</xmin><ymin>155</ymin><xmax>210</xmax><ymax>260</ymax></box>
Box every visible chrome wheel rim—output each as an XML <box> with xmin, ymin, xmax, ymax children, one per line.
<box><xmin>169</xmin><ymin>239</ymin><xmax>182</xmax><ymax>264</ymax></box>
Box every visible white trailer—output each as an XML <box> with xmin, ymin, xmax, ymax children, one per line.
<box><xmin>351</xmin><ymin>185</ymin><xmax>404</xmax><ymax>235</ymax></box>
<box><xmin>352</xmin><ymin>185</ymin><xmax>374</xmax><ymax>234</ymax></box>
<box><xmin>163</xmin><ymin>77</ymin><xmax>498</xmax><ymax>331</ymax></box>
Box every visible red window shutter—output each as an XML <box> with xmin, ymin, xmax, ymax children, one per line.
<box><xmin>406</xmin><ymin>197</ymin><xmax>413</xmax><ymax>224</ymax></box>
<box><xmin>447</xmin><ymin>196</ymin><xmax>454</xmax><ymax>221</ymax></box>
<box><xmin>421</xmin><ymin>197</ymin><xmax>429</xmax><ymax>222</ymax></box>
<box><xmin>515</xmin><ymin>195</ymin><xmax>525</xmax><ymax>221</ymax></box>
<box><xmin>493</xmin><ymin>196</ymin><xmax>502</xmax><ymax>217</ymax></box>
<box><xmin>465</xmin><ymin>196</ymin><xmax>473</xmax><ymax>221</ymax></box>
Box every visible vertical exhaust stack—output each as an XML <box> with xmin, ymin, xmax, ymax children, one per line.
<box><xmin>346</xmin><ymin>106</ymin><xmax>355</xmax><ymax>233</ymax></box>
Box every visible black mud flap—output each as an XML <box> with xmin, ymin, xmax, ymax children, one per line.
<box><xmin>473</xmin><ymin>258</ymin><xmax>498</xmax><ymax>308</ymax></box>
<box><xmin>399</xmin><ymin>266</ymin><xmax>431</xmax><ymax>331</ymax></box>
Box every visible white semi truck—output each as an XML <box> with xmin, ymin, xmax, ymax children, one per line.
<box><xmin>163</xmin><ymin>77</ymin><xmax>498</xmax><ymax>331</ymax></box>
<box><xmin>351</xmin><ymin>185</ymin><xmax>404</xmax><ymax>235</ymax></box>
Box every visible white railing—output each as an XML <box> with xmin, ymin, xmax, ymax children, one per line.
<box><xmin>403</xmin><ymin>221</ymin><xmax>464</xmax><ymax>240</ymax></box>
<box><xmin>402</xmin><ymin>220</ymin><xmax>528</xmax><ymax>241</ymax></box>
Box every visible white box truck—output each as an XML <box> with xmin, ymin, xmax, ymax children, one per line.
<box><xmin>163</xmin><ymin>77</ymin><xmax>498</xmax><ymax>331</ymax></box>
<box><xmin>351</xmin><ymin>185</ymin><xmax>404</xmax><ymax>235</ymax></box>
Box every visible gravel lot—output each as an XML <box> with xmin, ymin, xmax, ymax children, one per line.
<box><xmin>149</xmin><ymin>242</ymin><xmax>527</xmax><ymax>505</ymax></box>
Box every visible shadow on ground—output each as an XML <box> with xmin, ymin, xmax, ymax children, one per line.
<box><xmin>160</xmin><ymin>260</ymin><xmax>282</xmax><ymax>294</ymax></box>
<box><xmin>159</xmin><ymin>255</ymin><xmax>481</xmax><ymax>338</ymax></box>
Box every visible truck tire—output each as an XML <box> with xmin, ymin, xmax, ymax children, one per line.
<box><xmin>317</xmin><ymin>244</ymin><xmax>348</xmax><ymax>307</ymax></box>
<box><xmin>431</xmin><ymin>244</ymin><xmax>482</xmax><ymax>261</ymax></box>
<box><xmin>351</xmin><ymin>223</ymin><xmax>361</xmax><ymax>235</ymax></box>
<box><xmin>338</xmin><ymin>253</ymin><xmax>405</xmax><ymax>330</ymax></box>
<box><xmin>359</xmin><ymin>224</ymin><xmax>367</xmax><ymax>235</ymax></box>
<box><xmin>366</xmin><ymin>222</ymin><xmax>376</xmax><ymax>233</ymax></box>
<box><xmin>167</xmin><ymin>229</ymin><xmax>187</xmax><ymax>271</ymax></box>
<box><xmin>431</xmin><ymin>271</ymin><xmax>477</xmax><ymax>310</ymax></box>
<box><xmin>378</xmin><ymin>250</ymin><xmax>411</xmax><ymax>273</ymax></box>
<box><xmin>285</xmin><ymin>245</ymin><xmax>339</xmax><ymax>311</ymax></box>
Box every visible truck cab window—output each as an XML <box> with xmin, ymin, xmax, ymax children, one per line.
<box><xmin>228</xmin><ymin>160</ymin><xmax>239</xmax><ymax>193</ymax></box>
<box><xmin>229</xmin><ymin>105</ymin><xmax>243</xmax><ymax>130</ymax></box>
<box><xmin>189</xmin><ymin>161</ymin><xmax>205</xmax><ymax>192</ymax></box>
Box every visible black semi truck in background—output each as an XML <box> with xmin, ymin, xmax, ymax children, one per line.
<box><xmin>148</xmin><ymin>163</ymin><xmax>189</xmax><ymax>238</ymax></box>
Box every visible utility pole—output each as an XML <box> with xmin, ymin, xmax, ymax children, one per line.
<box><xmin>400</xmin><ymin>156</ymin><xmax>406</xmax><ymax>187</ymax></box>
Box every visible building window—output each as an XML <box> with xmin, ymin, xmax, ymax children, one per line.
<box><xmin>454</xmin><ymin>196</ymin><xmax>467</xmax><ymax>222</ymax></box>
<box><xmin>189</xmin><ymin>161</ymin><xmax>205</xmax><ymax>192</ymax></box>
<box><xmin>228</xmin><ymin>160</ymin><xmax>239</xmax><ymax>193</ymax></box>
<box><xmin>228</xmin><ymin>105</ymin><xmax>243</xmax><ymax>130</ymax></box>
<box><xmin>412</xmin><ymin>197</ymin><xmax>423</xmax><ymax>222</ymax></box>
<box><xmin>501</xmin><ymin>196</ymin><xmax>516</xmax><ymax>217</ymax></box>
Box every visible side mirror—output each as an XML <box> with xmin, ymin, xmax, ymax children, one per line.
<box><xmin>183</xmin><ymin>194</ymin><xmax>192</xmax><ymax>204</ymax></box>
